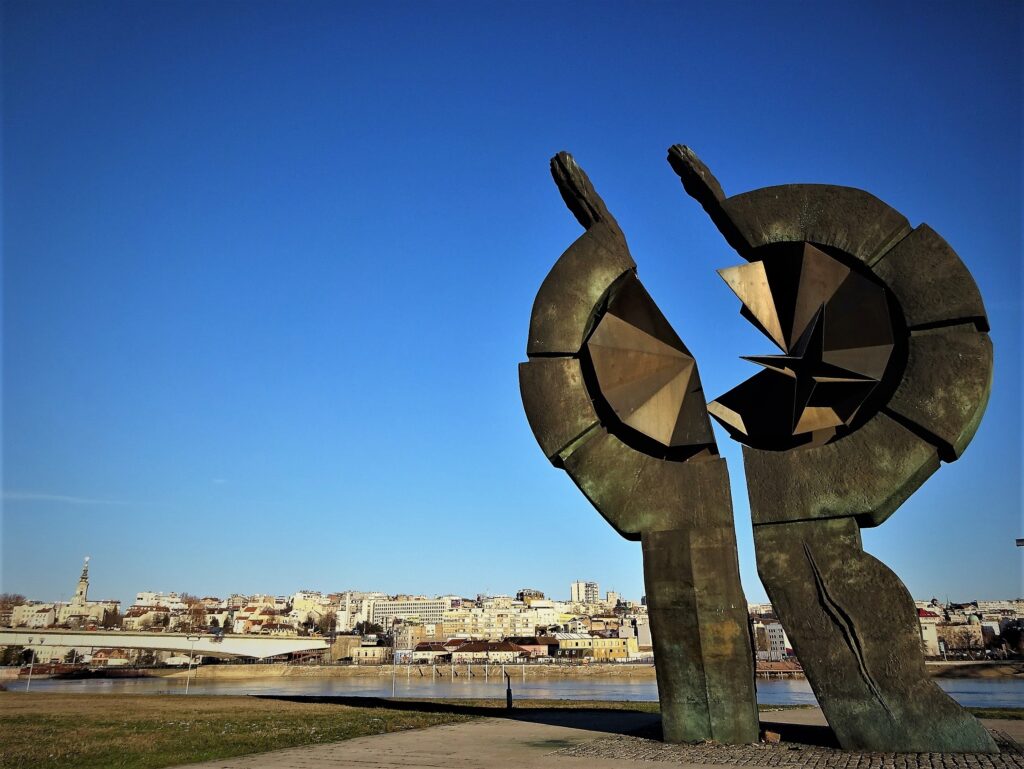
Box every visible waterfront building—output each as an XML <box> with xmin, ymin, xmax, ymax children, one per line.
<box><xmin>451</xmin><ymin>640</ymin><xmax>528</xmax><ymax>663</ymax></box>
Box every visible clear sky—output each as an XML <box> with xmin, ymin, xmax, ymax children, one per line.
<box><xmin>2</xmin><ymin>1</ymin><xmax>1021</xmax><ymax>609</ymax></box>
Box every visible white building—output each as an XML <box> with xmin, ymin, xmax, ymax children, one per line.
<box><xmin>753</xmin><ymin>620</ymin><xmax>792</xmax><ymax>661</ymax></box>
<box><xmin>335</xmin><ymin>591</ymin><xmax>387</xmax><ymax>632</ymax></box>
<box><xmin>370</xmin><ymin>596</ymin><xmax>460</xmax><ymax>627</ymax></box>
<box><xmin>570</xmin><ymin>581</ymin><xmax>599</xmax><ymax>604</ymax></box>
<box><xmin>134</xmin><ymin>591</ymin><xmax>187</xmax><ymax>612</ymax></box>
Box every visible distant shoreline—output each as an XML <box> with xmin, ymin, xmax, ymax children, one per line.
<box><xmin>143</xmin><ymin>660</ymin><xmax>1023</xmax><ymax>682</ymax></box>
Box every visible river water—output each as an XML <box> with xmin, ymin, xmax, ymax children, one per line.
<box><xmin>6</xmin><ymin>674</ymin><xmax>1023</xmax><ymax>708</ymax></box>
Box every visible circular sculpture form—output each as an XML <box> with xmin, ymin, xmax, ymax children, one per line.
<box><xmin>709</xmin><ymin>241</ymin><xmax>900</xmax><ymax>450</ymax></box>
<box><xmin>669</xmin><ymin>144</ymin><xmax>996</xmax><ymax>753</ymax></box>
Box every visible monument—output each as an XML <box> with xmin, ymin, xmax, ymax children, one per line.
<box><xmin>519</xmin><ymin>152</ymin><xmax>759</xmax><ymax>744</ymax></box>
<box><xmin>669</xmin><ymin>145</ymin><xmax>996</xmax><ymax>753</ymax></box>
<box><xmin>520</xmin><ymin>147</ymin><xmax>997</xmax><ymax>753</ymax></box>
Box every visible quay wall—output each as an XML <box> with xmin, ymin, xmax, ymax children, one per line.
<box><xmin>151</xmin><ymin>661</ymin><xmax>1023</xmax><ymax>681</ymax></box>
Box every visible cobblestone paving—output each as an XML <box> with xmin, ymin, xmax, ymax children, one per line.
<box><xmin>554</xmin><ymin>730</ymin><xmax>1024</xmax><ymax>768</ymax></box>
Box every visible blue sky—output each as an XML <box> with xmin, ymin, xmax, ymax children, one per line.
<box><xmin>2</xmin><ymin>1</ymin><xmax>1020</xmax><ymax>608</ymax></box>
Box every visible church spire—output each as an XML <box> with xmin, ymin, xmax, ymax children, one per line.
<box><xmin>73</xmin><ymin>556</ymin><xmax>90</xmax><ymax>605</ymax></box>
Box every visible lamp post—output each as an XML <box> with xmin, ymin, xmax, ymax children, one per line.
<box><xmin>391</xmin><ymin>623</ymin><xmax>397</xmax><ymax>697</ymax></box>
<box><xmin>25</xmin><ymin>638</ymin><xmax>35</xmax><ymax>692</ymax></box>
<box><xmin>184</xmin><ymin>635</ymin><xmax>201</xmax><ymax>695</ymax></box>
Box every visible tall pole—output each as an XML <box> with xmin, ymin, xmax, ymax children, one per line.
<box><xmin>185</xmin><ymin>635</ymin><xmax>200</xmax><ymax>695</ymax></box>
<box><xmin>26</xmin><ymin>647</ymin><xmax>36</xmax><ymax>692</ymax></box>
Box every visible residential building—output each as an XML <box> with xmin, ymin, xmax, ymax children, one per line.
<box><xmin>370</xmin><ymin>596</ymin><xmax>460</xmax><ymax>627</ymax></box>
<box><xmin>937</xmin><ymin>622</ymin><xmax>984</xmax><ymax>654</ymax></box>
<box><xmin>570</xmin><ymin>581</ymin><xmax>599</xmax><ymax>604</ymax></box>
<box><xmin>752</xmin><ymin>620</ymin><xmax>791</xmax><ymax>661</ymax></box>
<box><xmin>411</xmin><ymin>642</ymin><xmax>451</xmax><ymax>663</ymax></box>
<box><xmin>918</xmin><ymin>608</ymin><xmax>942</xmax><ymax>656</ymax></box>
<box><xmin>516</xmin><ymin>589</ymin><xmax>545</xmax><ymax>604</ymax></box>
<box><xmin>591</xmin><ymin>635</ymin><xmax>639</xmax><ymax>660</ymax></box>
<box><xmin>352</xmin><ymin>644</ymin><xmax>390</xmax><ymax>665</ymax></box>
<box><xmin>122</xmin><ymin>605</ymin><xmax>170</xmax><ymax>631</ymax></box>
<box><xmin>135</xmin><ymin>591</ymin><xmax>187</xmax><ymax>612</ymax></box>
<box><xmin>554</xmin><ymin>632</ymin><xmax>594</xmax><ymax>658</ymax></box>
<box><xmin>451</xmin><ymin>640</ymin><xmax>528</xmax><ymax>663</ymax></box>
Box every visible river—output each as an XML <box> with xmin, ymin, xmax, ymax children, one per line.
<box><xmin>6</xmin><ymin>674</ymin><xmax>1023</xmax><ymax>708</ymax></box>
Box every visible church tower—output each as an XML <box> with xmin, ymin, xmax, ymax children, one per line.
<box><xmin>73</xmin><ymin>556</ymin><xmax>90</xmax><ymax>606</ymax></box>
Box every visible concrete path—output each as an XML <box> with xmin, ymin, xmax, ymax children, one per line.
<box><xmin>172</xmin><ymin>708</ymin><xmax>659</xmax><ymax>768</ymax></box>
<box><xmin>171</xmin><ymin>708</ymin><xmax>1023</xmax><ymax>769</ymax></box>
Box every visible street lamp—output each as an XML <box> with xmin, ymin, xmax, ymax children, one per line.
<box><xmin>25</xmin><ymin>638</ymin><xmax>35</xmax><ymax>692</ymax></box>
<box><xmin>184</xmin><ymin>635</ymin><xmax>201</xmax><ymax>695</ymax></box>
<box><xmin>391</xmin><ymin>623</ymin><xmax>398</xmax><ymax>697</ymax></box>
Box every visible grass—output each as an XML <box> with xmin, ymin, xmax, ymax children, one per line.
<box><xmin>1</xmin><ymin>693</ymin><xmax>1019</xmax><ymax>769</ymax></box>
<box><xmin>969</xmin><ymin>707</ymin><xmax>1024</xmax><ymax>721</ymax></box>
<box><xmin>0</xmin><ymin>692</ymin><xmax>474</xmax><ymax>769</ymax></box>
<box><xmin>0</xmin><ymin>693</ymin><xmax>814</xmax><ymax>769</ymax></box>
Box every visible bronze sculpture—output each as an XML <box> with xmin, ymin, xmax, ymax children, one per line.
<box><xmin>669</xmin><ymin>144</ymin><xmax>996</xmax><ymax>753</ymax></box>
<box><xmin>521</xmin><ymin>147</ymin><xmax>996</xmax><ymax>752</ymax></box>
<box><xmin>519</xmin><ymin>153</ymin><xmax>759</xmax><ymax>744</ymax></box>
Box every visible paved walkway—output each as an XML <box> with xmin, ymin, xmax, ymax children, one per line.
<box><xmin>172</xmin><ymin>708</ymin><xmax>1023</xmax><ymax>769</ymax></box>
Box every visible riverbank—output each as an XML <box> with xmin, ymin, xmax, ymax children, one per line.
<box><xmin>147</xmin><ymin>660</ymin><xmax>1024</xmax><ymax>681</ymax></box>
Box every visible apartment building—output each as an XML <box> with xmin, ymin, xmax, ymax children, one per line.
<box><xmin>570</xmin><ymin>581</ymin><xmax>600</xmax><ymax>604</ymax></box>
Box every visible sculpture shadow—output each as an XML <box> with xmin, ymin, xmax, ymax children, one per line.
<box><xmin>759</xmin><ymin>718</ymin><xmax>840</xmax><ymax>748</ymax></box>
<box><xmin>253</xmin><ymin>695</ymin><xmax>660</xmax><ymax>737</ymax></box>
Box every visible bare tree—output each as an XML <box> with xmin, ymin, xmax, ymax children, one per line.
<box><xmin>0</xmin><ymin>594</ymin><xmax>26</xmax><ymax>611</ymax></box>
<box><xmin>102</xmin><ymin>608</ymin><xmax>121</xmax><ymax>629</ymax></box>
<box><xmin>320</xmin><ymin>610</ymin><xmax>337</xmax><ymax>638</ymax></box>
<box><xmin>187</xmin><ymin>602</ymin><xmax>207</xmax><ymax>632</ymax></box>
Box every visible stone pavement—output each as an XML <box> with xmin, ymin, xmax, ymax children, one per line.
<box><xmin>172</xmin><ymin>708</ymin><xmax>1024</xmax><ymax>769</ymax></box>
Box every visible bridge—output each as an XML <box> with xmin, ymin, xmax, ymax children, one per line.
<box><xmin>0</xmin><ymin>628</ymin><xmax>329</xmax><ymax>660</ymax></box>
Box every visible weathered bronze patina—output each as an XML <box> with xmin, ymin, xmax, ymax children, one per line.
<box><xmin>670</xmin><ymin>144</ymin><xmax>996</xmax><ymax>753</ymax></box>
<box><xmin>520</xmin><ymin>153</ymin><xmax>759</xmax><ymax>745</ymax></box>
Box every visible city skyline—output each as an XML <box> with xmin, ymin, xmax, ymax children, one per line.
<box><xmin>2</xmin><ymin>3</ymin><xmax>1021</xmax><ymax>607</ymax></box>
<box><xmin>5</xmin><ymin>554</ymin><xmax>1021</xmax><ymax>614</ymax></box>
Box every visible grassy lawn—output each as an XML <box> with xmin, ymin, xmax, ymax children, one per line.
<box><xmin>2</xmin><ymin>692</ymin><xmax>1019</xmax><ymax>769</ymax></box>
<box><xmin>0</xmin><ymin>693</ymin><xmax>811</xmax><ymax>769</ymax></box>
<box><xmin>0</xmin><ymin>692</ymin><xmax>474</xmax><ymax>769</ymax></box>
<box><xmin>969</xmin><ymin>707</ymin><xmax>1024</xmax><ymax>721</ymax></box>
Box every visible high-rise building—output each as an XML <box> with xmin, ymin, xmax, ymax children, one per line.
<box><xmin>570</xmin><ymin>581</ymin><xmax>600</xmax><ymax>604</ymax></box>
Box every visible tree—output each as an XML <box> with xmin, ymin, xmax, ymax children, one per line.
<box><xmin>1002</xmin><ymin>620</ymin><xmax>1024</xmax><ymax>655</ymax></box>
<box><xmin>0</xmin><ymin>594</ymin><xmax>26</xmax><ymax>612</ymax></box>
<box><xmin>102</xmin><ymin>608</ymin><xmax>121</xmax><ymax>629</ymax></box>
<box><xmin>188</xmin><ymin>602</ymin><xmax>207</xmax><ymax>632</ymax></box>
<box><xmin>209</xmin><ymin>617</ymin><xmax>220</xmax><ymax>629</ymax></box>
<box><xmin>354</xmin><ymin>621</ymin><xmax>383</xmax><ymax>636</ymax></box>
<box><xmin>0</xmin><ymin>646</ymin><xmax>26</xmax><ymax>665</ymax></box>
<box><xmin>320</xmin><ymin>610</ymin><xmax>338</xmax><ymax>638</ymax></box>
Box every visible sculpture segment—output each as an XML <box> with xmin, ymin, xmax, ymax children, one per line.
<box><xmin>520</xmin><ymin>152</ymin><xmax>759</xmax><ymax>745</ymax></box>
<box><xmin>669</xmin><ymin>144</ymin><xmax>997</xmax><ymax>753</ymax></box>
